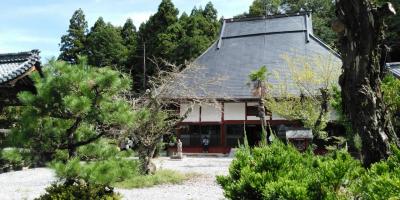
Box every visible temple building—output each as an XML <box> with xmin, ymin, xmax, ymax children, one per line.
<box><xmin>164</xmin><ymin>13</ymin><xmax>341</xmax><ymax>153</ymax></box>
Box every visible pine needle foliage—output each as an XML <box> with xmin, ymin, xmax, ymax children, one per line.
<box><xmin>218</xmin><ymin>140</ymin><xmax>400</xmax><ymax>200</ymax></box>
<box><xmin>8</xmin><ymin>58</ymin><xmax>134</xmax><ymax>164</ymax></box>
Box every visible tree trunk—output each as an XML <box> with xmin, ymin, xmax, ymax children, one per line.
<box><xmin>258</xmin><ymin>99</ymin><xmax>269</xmax><ymax>145</ymax></box>
<box><xmin>138</xmin><ymin>144</ymin><xmax>157</xmax><ymax>175</ymax></box>
<box><xmin>336</xmin><ymin>0</ymin><xmax>399</xmax><ymax>166</ymax></box>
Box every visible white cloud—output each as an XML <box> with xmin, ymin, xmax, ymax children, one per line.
<box><xmin>123</xmin><ymin>11</ymin><xmax>154</xmax><ymax>26</ymax></box>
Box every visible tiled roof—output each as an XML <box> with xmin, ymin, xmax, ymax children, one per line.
<box><xmin>163</xmin><ymin>13</ymin><xmax>341</xmax><ymax>100</ymax></box>
<box><xmin>0</xmin><ymin>50</ymin><xmax>40</xmax><ymax>85</ymax></box>
<box><xmin>387</xmin><ymin>62</ymin><xmax>400</xmax><ymax>78</ymax></box>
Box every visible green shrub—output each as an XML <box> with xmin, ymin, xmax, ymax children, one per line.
<box><xmin>217</xmin><ymin>141</ymin><xmax>363</xmax><ymax>200</ymax></box>
<box><xmin>0</xmin><ymin>148</ymin><xmax>30</xmax><ymax>170</ymax></box>
<box><xmin>353</xmin><ymin>146</ymin><xmax>400</xmax><ymax>200</ymax></box>
<box><xmin>51</xmin><ymin>157</ymin><xmax>140</xmax><ymax>185</ymax></box>
<box><xmin>36</xmin><ymin>179</ymin><xmax>121</xmax><ymax>200</ymax></box>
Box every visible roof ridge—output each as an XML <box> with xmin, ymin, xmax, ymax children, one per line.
<box><xmin>225</xmin><ymin>11</ymin><xmax>310</xmax><ymax>23</ymax></box>
<box><xmin>0</xmin><ymin>49</ymin><xmax>40</xmax><ymax>64</ymax></box>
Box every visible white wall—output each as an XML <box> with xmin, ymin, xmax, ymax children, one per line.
<box><xmin>201</xmin><ymin>104</ymin><xmax>221</xmax><ymax>122</ymax></box>
<box><xmin>180</xmin><ymin>101</ymin><xmax>292</xmax><ymax>122</ymax></box>
<box><xmin>224</xmin><ymin>103</ymin><xmax>245</xmax><ymax>120</ymax></box>
<box><xmin>180</xmin><ymin>103</ymin><xmax>200</xmax><ymax>122</ymax></box>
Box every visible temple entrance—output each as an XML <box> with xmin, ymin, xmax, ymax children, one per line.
<box><xmin>245</xmin><ymin>124</ymin><xmax>262</xmax><ymax>146</ymax></box>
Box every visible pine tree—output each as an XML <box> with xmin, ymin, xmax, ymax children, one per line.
<box><xmin>86</xmin><ymin>17</ymin><xmax>128</xmax><ymax>68</ymax></box>
<box><xmin>59</xmin><ymin>9</ymin><xmax>88</xmax><ymax>64</ymax></box>
<box><xmin>9</xmin><ymin>59</ymin><xmax>134</xmax><ymax>164</ymax></box>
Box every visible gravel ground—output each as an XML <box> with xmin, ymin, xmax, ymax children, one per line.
<box><xmin>0</xmin><ymin>157</ymin><xmax>232</xmax><ymax>200</ymax></box>
<box><xmin>0</xmin><ymin>168</ymin><xmax>56</xmax><ymax>200</ymax></box>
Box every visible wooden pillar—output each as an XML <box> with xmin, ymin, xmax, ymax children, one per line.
<box><xmin>220</xmin><ymin>102</ymin><xmax>225</xmax><ymax>147</ymax></box>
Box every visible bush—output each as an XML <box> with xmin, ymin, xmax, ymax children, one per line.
<box><xmin>217</xmin><ymin>141</ymin><xmax>363</xmax><ymax>200</ymax></box>
<box><xmin>0</xmin><ymin>148</ymin><xmax>30</xmax><ymax>171</ymax></box>
<box><xmin>36</xmin><ymin>179</ymin><xmax>121</xmax><ymax>200</ymax></box>
<box><xmin>353</xmin><ymin>146</ymin><xmax>400</xmax><ymax>199</ymax></box>
<box><xmin>51</xmin><ymin>157</ymin><xmax>140</xmax><ymax>186</ymax></box>
<box><xmin>218</xmin><ymin>141</ymin><xmax>400</xmax><ymax>200</ymax></box>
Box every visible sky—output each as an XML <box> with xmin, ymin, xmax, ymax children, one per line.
<box><xmin>0</xmin><ymin>0</ymin><xmax>253</xmax><ymax>61</ymax></box>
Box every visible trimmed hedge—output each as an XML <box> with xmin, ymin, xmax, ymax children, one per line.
<box><xmin>217</xmin><ymin>141</ymin><xmax>400</xmax><ymax>200</ymax></box>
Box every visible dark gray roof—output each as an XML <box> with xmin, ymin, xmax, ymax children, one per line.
<box><xmin>387</xmin><ymin>62</ymin><xmax>400</xmax><ymax>78</ymax></box>
<box><xmin>0</xmin><ymin>50</ymin><xmax>40</xmax><ymax>84</ymax></box>
<box><xmin>164</xmin><ymin>13</ymin><xmax>341</xmax><ymax>100</ymax></box>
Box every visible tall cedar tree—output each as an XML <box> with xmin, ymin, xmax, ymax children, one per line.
<box><xmin>86</xmin><ymin>17</ymin><xmax>128</xmax><ymax>68</ymax></box>
<box><xmin>9</xmin><ymin>59</ymin><xmax>134</xmax><ymax>164</ymax></box>
<box><xmin>135</xmin><ymin>0</ymin><xmax>179</xmax><ymax>90</ymax></box>
<box><xmin>134</xmin><ymin>1</ymin><xmax>220</xmax><ymax>91</ymax></box>
<box><xmin>59</xmin><ymin>9</ymin><xmax>88</xmax><ymax>64</ymax></box>
<box><xmin>121</xmin><ymin>18</ymin><xmax>138</xmax><ymax>73</ymax></box>
<box><xmin>335</xmin><ymin>0</ymin><xmax>400</xmax><ymax>166</ymax></box>
<box><xmin>176</xmin><ymin>3</ymin><xmax>220</xmax><ymax>63</ymax></box>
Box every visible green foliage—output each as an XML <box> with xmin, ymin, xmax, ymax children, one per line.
<box><xmin>249</xmin><ymin>0</ymin><xmax>283</xmax><ymax>16</ymax></box>
<box><xmin>217</xmin><ymin>141</ymin><xmax>363</xmax><ymax>200</ymax></box>
<box><xmin>113</xmin><ymin>169</ymin><xmax>196</xmax><ymax>189</ymax></box>
<box><xmin>382</xmin><ymin>75</ymin><xmax>400</xmax><ymax>112</ymax></box>
<box><xmin>8</xmin><ymin>59</ymin><xmax>134</xmax><ymax>163</ymax></box>
<box><xmin>264</xmin><ymin>55</ymin><xmax>341</xmax><ymax>142</ymax></box>
<box><xmin>45</xmin><ymin>139</ymin><xmax>137</xmax><ymax>199</ymax></box>
<box><xmin>86</xmin><ymin>18</ymin><xmax>128</xmax><ymax>68</ymax></box>
<box><xmin>59</xmin><ymin>9</ymin><xmax>88</xmax><ymax>64</ymax></box>
<box><xmin>0</xmin><ymin>148</ymin><xmax>30</xmax><ymax>170</ymax></box>
<box><xmin>77</xmin><ymin>139</ymin><xmax>133</xmax><ymax>161</ymax></box>
<box><xmin>249</xmin><ymin>66</ymin><xmax>268</xmax><ymax>82</ymax></box>
<box><xmin>121</xmin><ymin>18</ymin><xmax>138</xmax><ymax>73</ymax></box>
<box><xmin>218</xmin><ymin>140</ymin><xmax>400</xmax><ymax>200</ymax></box>
<box><xmin>60</xmin><ymin>2</ymin><xmax>220</xmax><ymax>93</ymax></box>
<box><xmin>130</xmin><ymin>105</ymin><xmax>174</xmax><ymax>174</ymax></box>
<box><xmin>353</xmin><ymin>146</ymin><xmax>400</xmax><ymax>199</ymax></box>
<box><xmin>175</xmin><ymin>3</ymin><xmax>220</xmax><ymax>63</ymax></box>
<box><xmin>382</xmin><ymin>74</ymin><xmax>400</xmax><ymax>134</ymax></box>
<box><xmin>50</xmin><ymin>138</ymin><xmax>138</xmax><ymax>185</ymax></box>
<box><xmin>36</xmin><ymin>180</ymin><xmax>121</xmax><ymax>200</ymax></box>
<box><xmin>51</xmin><ymin>157</ymin><xmax>139</xmax><ymax>186</ymax></box>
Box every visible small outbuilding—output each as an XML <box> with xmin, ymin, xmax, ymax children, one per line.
<box><xmin>0</xmin><ymin>50</ymin><xmax>41</xmax><ymax>107</ymax></box>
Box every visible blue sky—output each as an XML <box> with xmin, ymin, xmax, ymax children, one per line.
<box><xmin>0</xmin><ymin>0</ymin><xmax>253</xmax><ymax>61</ymax></box>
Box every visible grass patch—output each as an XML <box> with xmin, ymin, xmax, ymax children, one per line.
<box><xmin>113</xmin><ymin>169</ymin><xmax>198</xmax><ymax>189</ymax></box>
